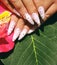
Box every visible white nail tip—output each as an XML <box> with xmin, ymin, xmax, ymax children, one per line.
<box><xmin>18</xmin><ymin>29</ymin><xmax>27</xmax><ymax>40</ymax></box>
<box><xmin>12</xmin><ymin>28</ymin><xmax>21</xmax><ymax>41</ymax></box>
<box><xmin>25</xmin><ymin>13</ymin><xmax>34</xmax><ymax>25</ymax></box>
<box><xmin>13</xmin><ymin>9</ymin><xmax>20</xmax><ymax>16</ymax></box>
<box><xmin>8</xmin><ymin>21</ymin><xmax>16</xmax><ymax>35</ymax></box>
<box><xmin>38</xmin><ymin>6</ymin><xmax>45</xmax><ymax>19</ymax></box>
<box><xmin>28</xmin><ymin>29</ymin><xmax>34</xmax><ymax>34</ymax></box>
<box><xmin>32</xmin><ymin>13</ymin><xmax>41</xmax><ymax>26</ymax></box>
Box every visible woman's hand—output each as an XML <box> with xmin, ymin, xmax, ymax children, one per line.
<box><xmin>8</xmin><ymin>14</ymin><xmax>37</xmax><ymax>41</ymax></box>
<box><xmin>1</xmin><ymin>0</ymin><xmax>57</xmax><ymax>24</ymax></box>
<box><xmin>1</xmin><ymin>0</ymin><xmax>57</xmax><ymax>41</ymax></box>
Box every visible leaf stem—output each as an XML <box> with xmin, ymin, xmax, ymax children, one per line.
<box><xmin>31</xmin><ymin>36</ymin><xmax>38</xmax><ymax>65</ymax></box>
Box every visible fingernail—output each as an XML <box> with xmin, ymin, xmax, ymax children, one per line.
<box><xmin>13</xmin><ymin>9</ymin><xmax>21</xmax><ymax>16</ymax></box>
<box><xmin>25</xmin><ymin>13</ymin><xmax>34</xmax><ymax>25</ymax></box>
<box><xmin>32</xmin><ymin>13</ymin><xmax>41</xmax><ymax>26</ymax></box>
<box><xmin>12</xmin><ymin>28</ymin><xmax>21</xmax><ymax>41</ymax></box>
<box><xmin>28</xmin><ymin>29</ymin><xmax>34</xmax><ymax>34</ymax></box>
<box><xmin>8</xmin><ymin>21</ymin><xmax>16</xmax><ymax>35</ymax></box>
<box><xmin>18</xmin><ymin>28</ymin><xmax>27</xmax><ymax>40</ymax></box>
<box><xmin>38</xmin><ymin>6</ymin><xmax>45</xmax><ymax>19</ymax></box>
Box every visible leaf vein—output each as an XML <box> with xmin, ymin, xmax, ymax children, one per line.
<box><xmin>31</xmin><ymin>36</ymin><xmax>38</xmax><ymax>65</ymax></box>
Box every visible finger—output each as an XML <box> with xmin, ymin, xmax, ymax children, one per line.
<box><xmin>22</xmin><ymin>0</ymin><xmax>41</xmax><ymax>26</ymax></box>
<box><xmin>28</xmin><ymin>25</ymin><xmax>37</xmax><ymax>34</ymax></box>
<box><xmin>12</xmin><ymin>18</ymin><xmax>25</xmax><ymax>41</ymax></box>
<box><xmin>18</xmin><ymin>23</ymin><xmax>38</xmax><ymax>40</ymax></box>
<box><xmin>44</xmin><ymin>4</ymin><xmax>57</xmax><ymax>21</ymax></box>
<box><xmin>28</xmin><ymin>29</ymin><xmax>35</xmax><ymax>34</ymax></box>
<box><xmin>0</xmin><ymin>0</ymin><xmax>20</xmax><ymax>16</ymax></box>
<box><xmin>18</xmin><ymin>22</ymin><xmax>38</xmax><ymax>40</ymax></box>
<box><xmin>8</xmin><ymin>14</ymin><xmax>18</xmax><ymax>35</ymax></box>
<box><xmin>9</xmin><ymin>0</ymin><xmax>34</xmax><ymax>25</ymax></box>
<box><xmin>33</xmin><ymin>0</ymin><xmax>53</xmax><ymax>11</ymax></box>
<box><xmin>33</xmin><ymin>0</ymin><xmax>54</xmax><ymax>19</ymax></box>
<box><xmin>18</xmin><ymin>25</ymin><xmax>29</xmax><ymax>40</ymax></box>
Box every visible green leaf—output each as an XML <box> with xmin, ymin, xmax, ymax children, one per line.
<box><xmin>1</xmin><ymin>13</ymin><xmax>57</xmax><ymax>65</ymax></box>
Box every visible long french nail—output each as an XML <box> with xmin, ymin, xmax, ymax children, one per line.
<box><xmin>18</xmin><ymin>28</ymin><xmax>27</xmax><ymax>40</ymax></box>
<box><xmin>8</xmin><ymin>21</ymin><xmax>16</xmax><ymax>35</ymax></box>
<box><xmin>25</xmin><ymin>13</ymin><xmax>34</xmax><ymax>25</ymax></box>
<box><xmin>28</xmin><ymin>29</ymin><xmax>34</xmax><ymax>34</ymax></box>
<box><xmin>13</xmin><ymin>9</ymin><xmax>21</xmax><ymax>16</ymax></box>
<box><xmin>12</xmin><ymin>28</ymin><xmax>21</xmax><ymax>41</ymax></box>
<box><xmin>32</xmin><ymin>13</ymin><xmax>41</xmax><ymax>26</ymax></box>
<box><xmin>38</xmin><ymin>6</ymin><xmax>45</xmax><ymax>19</ymax></box>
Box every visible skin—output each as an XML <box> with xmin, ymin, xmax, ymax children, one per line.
<box><xmin>8</xmin><ymin>14</ymin><xmax>35</xmax><ymax>41</ymax></box>
<box><xmin>1</xmin><ymin>0</ymin><xmax>57</xmax><ymax>20</ymax></box>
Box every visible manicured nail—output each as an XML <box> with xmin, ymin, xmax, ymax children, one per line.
<box><xmin>12</xmin><ymin>28</ymin><xmax>21</xmax><ymax>41</ymax></box>
<box><xmin>13</xmin><ymin>9</ymin><xmax>21</xmax><ymax>16</ymax></box>
<box><xmin>18</xmin><ymin>28</ymin><xmax>27</xmax><ymax>40</ymax></box>
<box><xmin>8</xmin><ymin>21</ymin><xmax>16</xmax><ymax>35</ymax></box>
<box><xmin>28</xmin><ymin>29</ymin><xmax>34</xmax><ymax>34</ymax></box>
<box><xmin>32</xmin><ymin>13</ymin><xmax>41</xmax><ymax>26</ymax></box>
<box><xmin>25</xmin><ymin>13</ymin><xmax>34</xmax><ymax>25</ymax></box>
<box><xmin>38</xmin><ymin>6</ymin><xmax>45</xmax><ymax>19</ymax></box>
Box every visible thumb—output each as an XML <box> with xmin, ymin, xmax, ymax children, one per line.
<box><xmin>44</xmin><ymin>3</ymin><xmax>57</xmax><ymax>21</ymax></box>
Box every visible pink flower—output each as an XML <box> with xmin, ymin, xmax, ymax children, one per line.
<box><xmin>0</xmin><ymin>3</ymin><xmax>14</xmax><ymax>53</ymax></box>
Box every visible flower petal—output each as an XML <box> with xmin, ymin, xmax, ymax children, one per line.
<box><xmin>0</xmin><ymin>3</ymin><xmax>14</xmax><ymax>53</ymax></box>
<box><xmin>0</xmin><ymin>33</ymin><xmax>14</xmax><ymax>53</ymax></box>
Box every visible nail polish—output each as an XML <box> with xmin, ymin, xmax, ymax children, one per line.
<box><xmin>25</xmin><ymin>13</ymin><xmax>34</xmax><ymax>25</ymax></box>
<box><xmin>13</xmin><ymin>9</ymin><xmax>21</xmax><ymax>16</ymax></box>
<box><xmin>18</xmin><ymin>28</ymin><xmax>27</xmax><ymax>40</ymax></box>
<box><xmin>12</xmin><ymin>28</ymin><xmax>21</xmax><ymax>41</ymax></box>
<box><xmin>32</xmin><ymin>13</ymin><xmax>41</xmax><ymax>26</ymax></box>
<box><xmin>38</xmin><ymin>6</ymin><xmax>45</xmax><ymax>19</ymax></box>
<box><xmin>28</xmin><ymin>29</ymin><xmax>34</xmax><ymax>34</ymax></box>
<box><xmin>8</xmin><ymin>21</ymin><xmax>16</xmax><ymax>35</ymax></box>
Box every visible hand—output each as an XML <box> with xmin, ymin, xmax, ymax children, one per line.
<box><xmin>1</xmin><ymin>0</ymin><xmax>57</xmax><ymax>41</ymax></box>
<box><xmin>8</xmin><ymin>14</ymin><xmax>37</xmax><ymax>41</ymax></box>
<box><xmin>1</xmin><ymin>0</ymin><xmax>57</xmax><ymax>25</ymax></box>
